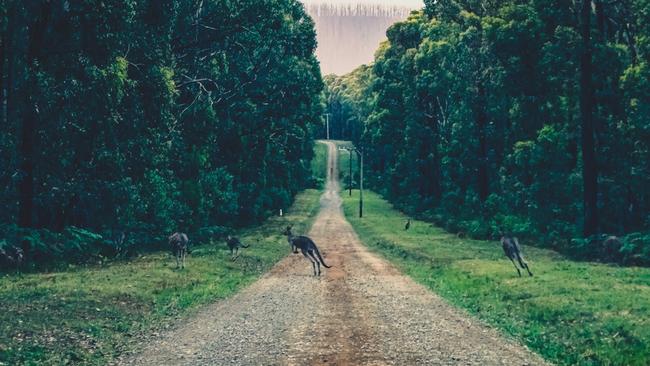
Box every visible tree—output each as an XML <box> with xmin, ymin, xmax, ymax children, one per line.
<box><xmin>335</xmin><ymin>0</ymin><xmax>650</xmax><ymax>263</ymax></box>
<box><xmin>579</xmin><ymin>0</ymin><xmax>599</xmax><ymax>236</ymax></box>
<box><xmin>0</xmin><ymin>0</ymin><xmax>323</xmax><ymax>265</ymax></box>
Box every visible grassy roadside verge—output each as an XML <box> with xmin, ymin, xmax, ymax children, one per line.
<box><xmin>0</xmin><ymin>189</ymin><xmax>322</xmax><ymax>365</ymax></box>
<box><xmin>342</xmin><ymin>190</ymin><xmax>650</xmax><ymax>365</ymax></box>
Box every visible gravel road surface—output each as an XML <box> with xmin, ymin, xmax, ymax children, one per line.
<box><xmin>118</xmin><ymin>141</ymin><xmax>549</xmax><ymax>366</ymax></box>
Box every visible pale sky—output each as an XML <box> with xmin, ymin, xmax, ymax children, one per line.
<box><xmin>302</xmin><ymin>0</ymin><xmax>424</xmax><ymax>7</ymax></box>
<box><xmin>303</xmin><ymin>0</ymin><xmax>425</xmax><ymax>75</ymax></box>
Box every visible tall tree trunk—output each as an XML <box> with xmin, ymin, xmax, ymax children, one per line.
<box><xmin>431</xmin><ymin>126</ymin><xmax>441</xmax><ymax>203</ymax></box>
<box><xmin>0</xmin><ymin>29</ymin><xmax>4</xmax><ymax>127</ymax></box>
<box><xmin>426</xmin><ymin>106</ymin><xmax>442</xmax><ymax>203</ymax></box>
<box><xmin>473</xmin><ymin>19</ymin><xmax>490</xmax><ymax>203</ymax></box>
<box><xmin>18</xmin><ymin>2</ymin><xmax>50</xmax><ymax>257</ymax></box>
<box><xmin>595</xmin><ymin>0</ymin><xmax>605</xmax><ymax>40</ymax></box>
<box><xmin>2</xmin><ymin>3</ymin><xmax>13</xmax><ymax>128</ymax></box>
<box><xmin>579</xmin><ymin>0</ymin><xmax>599</xmax><ymax>236</ymax></box>
<box><xmin>476</xmin><ymin>83</ymin><xmax>489</xmax><ymax>202</ymax></box>
<box><xmin>620</xmin><ymin>3</ymin><xmax>638</xmax><ymax>63</ymax></box>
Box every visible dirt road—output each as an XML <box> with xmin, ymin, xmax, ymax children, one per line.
<box><xmin>119</xmin><ymin>141</ymin><xmax>548</xmax><ymax>365</ymax></box>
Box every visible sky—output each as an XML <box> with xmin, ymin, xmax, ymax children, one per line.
<box><xmin>302</xmin><ymin>0</ymin><xmax>425</xmax><ymax>75</ymax></box>
<box><xmin>301</xmin><ymin>0</ymin><xmax>424</xmax><ymax>9</ymax></box>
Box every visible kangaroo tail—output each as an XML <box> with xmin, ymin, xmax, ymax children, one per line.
<box><xmin>242</xmin><ymin>243</ymin><xmax>250</xmax><ymax>248</ymax></box>
<box><xmin>313</xmin><ymin>246</ymin><xmax>331</xmax><ymax>268</ymax></box>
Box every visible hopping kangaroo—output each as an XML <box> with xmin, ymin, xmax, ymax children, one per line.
<box><xmin>169</xmin><ymin>232</ymin><xmax>189</xmax><ymax>269</ymax></box>
<box><xmin>225</xmin><ymin>235</ymin><xmax>249</xmax><ymax>261</ymax></box>
<box><xmin>500</xmin><ymin>233</ymin><xmax>533</xmax><ymax>277</ymax></box>
<box><xmin>283</xmin><ymin>225</ymin><xmax>331</xmax><ymax>276</ymax></box>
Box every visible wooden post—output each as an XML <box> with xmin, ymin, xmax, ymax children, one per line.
<box><xmin>359</xmin><ymin>148</ymin><xmax>363</xmax><ymax>218</ymax></box>
<box><xmin>349</xmin><ymin>149</ymin><xmax>352</xmax><ymax>197</ymax></box>
<box><xmin>325</xmin><ymin>113</ymin><xmax>330</xmax><ymax>140</ymax></box>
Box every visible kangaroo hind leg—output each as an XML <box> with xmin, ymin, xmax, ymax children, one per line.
<box><xmin>307</xmin><ymin>250</ymin><xmax>321</xmax><ymax>276</ymax></box>
<box><xmin>232</xmin><ymin>247</ymin><xmax>239</xmax><ymax>261</ymax></box>
<box><xmin>301</xmin><ymin>249</ymin><xmax>317</xmax><ymax>276</ymax></box>
<box><xmin>509</xmin><ymin>256</ymin><xmax>521</xmax><ymax>277</ymax></box>
<box><xmin>517</xmin><ymin>254</ymin><xmax>533</xmax><ymax>276</ymax></box>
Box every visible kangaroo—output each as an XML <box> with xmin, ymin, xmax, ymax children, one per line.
<box><xmin>226</xmin><ymin>235</ymin><xmax>249</xmax><ymax>261</ymax></box>
<box><xmin>283</xmin><ymin>225</ymin><xmax>331</xmax><ymax>276</ymax></box>
<box><xmin>404</xmin><ymin>219</ymin><xmax>411</xmax><ymax>230</ymax></box>
<box><xmin>168</xmin><ymin>232</ymin><xmax>189</xmax><ymax>269</ymax></box>
<box><xmin>500</xmin><ymin>233</ymin><xmax>533</xmax><ymax>277</ymax></box>
<box><xmin>111</xmin><ymin>230</ymin><xmax>127</xmax><ymax>256</ymax></box>
<box><xmin>0</xmin><ymin>245</ymin><xmax>24</xmax><ymax>270</ymax></box>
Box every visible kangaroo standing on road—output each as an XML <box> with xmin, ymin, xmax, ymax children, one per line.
<box><xmin>169</xmin><ymin>232</ymin><xmax>189</xmax><ymax>269</ymax></box>
<box><xmin>283</xmin><ymin>225</ymin><xmax>331</xmax><ymax>276</ymax></box>
<box><xmin>226</xmin><ymin>235</ymin><xmax>249</xmax><ymax>261</ymax></box>
<box><xmin>500</xmin><ymin>233</ymin><xmax>533</xmax><ymax>277</ymax></box>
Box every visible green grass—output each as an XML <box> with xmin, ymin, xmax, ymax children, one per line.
<box><xmin>310</xmin><ymin>140</ymin><xmax>328</xmax><ymax>188</ymax></box>
<box><xmin>0</xmin><ymin>189</ymin><xmax>322</xmax><ymax>365</ymax></box>
<box><xmin>342</xmin><ymin>190</ymin><xmax>650</xmax><ymax>366</ymax></box>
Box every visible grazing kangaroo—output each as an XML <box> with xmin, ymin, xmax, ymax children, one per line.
<box><xmin>168</xmin><ymin>232</ymin><xmax>189</xmax><ymax>269</ymax></box>
<box><xmin>0</xmin><ymin>245</ymin><xmax>24</xmax><ymax>270</ymax></box>
<box><xmin>404</xmin><ymin>219</ymin><xmax>411</xmax><ymax>230</ymax></box>
<box><xmin>111</xmin><ymin>230</ymin><xmax>127</xmax><ymax>256</ymax></box>
<box><xmin>226</xmin><ymin>235</ymin><xmax>249</xmax><ymax>261</ymax></box>
<box><xmin>283</xmin><ymin>225</ymin><xmax>331</xmax><ymax>276</ymax></box>
<box><xmin>500</xmin><ymin>233</ymin><xmax>533</xmax><ymax>277</ymax></box>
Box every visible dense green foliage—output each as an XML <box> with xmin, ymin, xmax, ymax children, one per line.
<box><xmin>0</xmin><ymin>188</ymin><xmax>321</xmax><ymax>365</ymax></box>
<box><xmin>342</xmin><ymin>190</ymin><xmax>650</xmax><ymax>365</ymax></box>
<box><xmin>0</xmin><ymin>0</ymin><xmax>323</xmax><ymax>267</ymax></box>
<box><xmin>322</xmin><ymin>66</ymin><xmax>373</xmax><ymax>141</ymax></box>
<box><xmin>327</xmin><ymin>1</ymin><xmax>650</xmax><ymax>264</ymax></box>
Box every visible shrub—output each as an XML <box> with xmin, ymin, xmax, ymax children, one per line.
<box><xmin>619</xmin><ymin>232</ymin><xmax>650</xmax><ymax>266</ymax></box>
<box><xmin>569</xmin><ymin>233</ymin><xmax>650</xmax><ymax>266</ymax></box>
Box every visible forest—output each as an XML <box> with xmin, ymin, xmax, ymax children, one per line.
<box><xmin>324</xmin><ymin>0</ymin><xmax>650</xmax><ymax>264</ymax></box>
<box><xmin>1</xmin><ymin>1</ymin><xmax>649</xmax><ymax>364</ymax></box>
<box><xmin>0</xmin><ymin>0</ymin><xmax>323</xmax><ymax>268</ymax></box>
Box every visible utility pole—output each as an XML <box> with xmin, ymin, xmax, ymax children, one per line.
<box><xmin>324</xmin><ymin>113</ymin><xmax>331</xmax><ymax>140</ymax></box>
<box><xmin>359</xmin><ymin>147</ymin><xmax>363</xmax><ymax>218</ymax></box>
<box><xmin>340</xmin><ymin>145</ymin><xmax>363</xmax><ymax>216</ymax></box>
<box><xmin>348</xmin><ymin>148</ymin><xmax>352</xmax><ymax>197</ymax></box>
